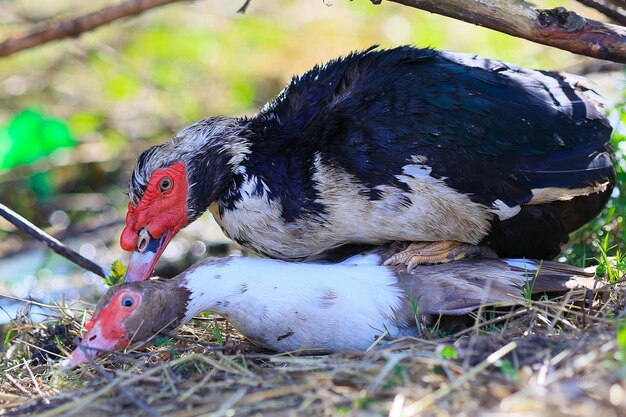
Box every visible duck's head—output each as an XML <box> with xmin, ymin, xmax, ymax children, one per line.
<box><xmin>121</xmin><ymin>117</ymin><xmax>249</xmax><ymax>282</ymax></box>
<box><xmin>67</xmin><ymin>280</ymin><xmax>189</xmax><ymax>367</ymax></box>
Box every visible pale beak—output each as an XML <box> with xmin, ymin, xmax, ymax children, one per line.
<box><xmin>62</xmin><ymin>324</ymin><xmax>119</xmax><ymax>369</ymax></box>
<box><xmin>124</xmin><ymin>229</ymin><xmax>173</xmax><ymax>283</ymax></box>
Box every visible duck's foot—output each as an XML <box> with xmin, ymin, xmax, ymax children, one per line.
<box><xmin>383</xmin><ymin>241</ymin><xmax>484</xmax><ymax>272</ymax></box>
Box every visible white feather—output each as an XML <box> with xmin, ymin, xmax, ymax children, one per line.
<box><xmin>211</xmin><ymin>154</ymin><xmax>492</xmax><ymax>260</ymax></box>
<box><xmin>182</xmin><ymin>257</ymin><xmax>407</xmax><ymax>351</ymax></box>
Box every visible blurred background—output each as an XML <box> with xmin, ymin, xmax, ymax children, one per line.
<box><xmin>0</xmin><ymin>0</ymin><xmax>624</xmax><ymax>323</ymax></box>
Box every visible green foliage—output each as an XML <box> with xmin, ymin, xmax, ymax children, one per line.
<box><xmin>519</xmin><ymin>260</ymin><xmax>542</xmax><ymax>301</ymax></box>
<box><xmin>209</xmin><ymin>325</ymin><xmax>224</xmax><ymax>346</ymax></box>
<box><xmin>401</xmin><ymin>279</ymin><xmax>421</xmax><ymax>333</ymax></box>
<box><xmin>155</xmin><ymin>335</ymin><xmax>175</xmax><ymax>348</ymax></box>
<box><xmin>382</xmin><ymin>364</ymin><xmax>408</xmax><ymax>390</ymax></box>
<box><xmin>495</xmin><ymin>359</ymin><xmax>519</xmax><ymax>382</ymax></box>
<box><xmin>3</xmin><ymin>328</ymin><xmax>13</xmax><ymax>350</ymax></box>
<box><xmin>104</xmin><ymin>260</ymin><xmax>127</xmax><ymax>287</ymax></box>
<box><xmin>407</xmin><ymin>293</ymin><xmax>420</xmax><ymax>325</ymax></box>
<box><xmin>439</xmin><ymin>345</ymin><xmax>458</xmax><ymax>360</ymax></box>
<box><xmin>335</xmin><ymin>405</ymin><xmax>350</xmax><ymax>414</ymax></box>
<box><xmin>54</xmin><ymin>335</ymin><xmax>65</xmax><ymax>353</ymax></box>
<box><xmin>617</xmin><ymin>321</ymin><xmax>626</xmax><ymax>365</ymax></box>
<box><xmin>0</xmin><ymin>109</ymin><xmax>76</xmax><ymax>170</ymax></box>
<box><xmin>353</xmin><ymin>396</ymin><xmax>374</xmax><ymax>410</ymax></box>
<box><xmin>594</xmin><ymin>234</ymin><xmax>626</xmax><ymax>282</ymax></box>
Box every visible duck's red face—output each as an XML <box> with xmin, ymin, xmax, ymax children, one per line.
<box><xmin>68</xmin><ymin>289</ymin><xmax>141</xmax><ymax>366</ymax></box>
<box><xmin>121</xmin><ymin>162</ymin><xmax>189</xmax><ymax>282</ymax></box>
<box><xmin>66</xmin><ymin>281</ymin><xmax>188</xmax><ymax>368</ymax></box>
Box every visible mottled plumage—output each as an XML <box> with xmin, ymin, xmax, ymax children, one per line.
<box><xmin>122</xmin><ymin>46</ymin><xmax>615</xmax><ymax>281</ymax></box>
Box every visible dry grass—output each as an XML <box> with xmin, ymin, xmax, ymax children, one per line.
<box><xmin>1</xmin><ymin>282</ymin><xmax>626</xmax><ymax>417</ymax></box>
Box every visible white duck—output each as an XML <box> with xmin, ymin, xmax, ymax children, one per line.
<box><xmin>68</xmin><ymin>251</ymin><xmax>596</xmax><ymax>366</ymax></box>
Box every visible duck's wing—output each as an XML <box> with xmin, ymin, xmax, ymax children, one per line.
<box><xmin>246</xmin><ymin>46</ymin><xmax>614</xmax><ymax>257</ymax></box>
<box><xmin>395</xmin><ymin>258</ymin><xmax>600</xmax><ymax>322</ymax></box>
<box><xmin>250</xmin><ymin>46</ymin><xmax>612</xmax><ymax>203</ymax></box>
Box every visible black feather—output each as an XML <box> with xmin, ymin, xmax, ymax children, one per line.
<box><xmin>238</xmin><ymin>47</ymin><xmax>612</xmax><ymax>215</ymax></box>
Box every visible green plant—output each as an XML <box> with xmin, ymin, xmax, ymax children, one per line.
<box><xmin>402</xmin><ymin>278</ymin><xmax>421</xmax><ymax>332</ymax></box>
<box><xmin>439</xmin><ymin>345</ymin><xmax>458</xmax><ymax>360</ymax></box>
<box><xmin>207</xmin><ymin>321</ymin><xmax>224</xmax><ymax>346</ymax></box>
<box><xmin>521</xmin><ymin>260</ymin><xmax>542</xmax><ymax>301</ymax></box>
<box><xmin>154</xmin><ymin>335</ymin><xmax>175</xmax><ymax>348</ymax></box>
<box><xmin>617</xmin><ymin>321</ymin><xmax>626</xmax><ymax>366</ymax></box>
<box><xmin>3</xmin><ymin>328</ymin><xmax>13</xmax><ymax>350</ymax></box>
<box><xmin>594</xmin><ymin>234</ymin><xmax>626</xmax><ymax>283</ymax></box>
<box><xmin>104</xmin><ymin>259</ymin><xmax>126</xmax><ymax>286</ymax></box>
<box><xmin>495</xmin><ymin>359</ymin><xmax>519</xmax><ymax>382</ymax></box>
<box><xmin>353</xmin><ymin>396</ymin><xmax>374</xmax><ymax>410</ymax></box>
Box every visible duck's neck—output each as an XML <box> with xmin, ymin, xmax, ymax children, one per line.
<box><xmin>177</xmin><ymin>255</ymin><xmax>410</xmax><ymax>351</ymax></box>
<box><xmin>182</xmin><ymin>117</ymin><xmax>251</xmax><ymax>222</ymax></box>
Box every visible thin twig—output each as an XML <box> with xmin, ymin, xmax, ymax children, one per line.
<box><xmin>0</xmin><ymin>0</ymin><xmax>190</xmax><ymax>58</ymax></box>
<box><xmin>23</xmin><ymin>358</ymin><xmax>50</xmax><ymax>404</ymax></box>
<box><xmin>14</xmin><ymin>338</ymin><xmax>66</xmax><ymax>360</ymax></box>
<box><xmin>0</xmin><ymin>203</ymin><xmax>107</xmax><ymax>278</ymax></box>
<box><xmin>0</xmin><ymin>293</ymin><xmax>94</xmax><ymax>312</ymax></box>
<box><xmin>237</xmin><ymin>0</ymin><xmax>253</xmax><ymax>14</ymax></box>
<box><xmin>0</xmin><ymin>218</ymin><xmax>123</xmax><ymax>262</ymax></box>
<box><xmin>576</xmin><ymin>0</ymin><xmax>626</xmax><ymax>26</ymax></box>
<box><xmin>5</xmin><ymin>374</ymin><xmax>31</xmax><ymax>396</ymax></box>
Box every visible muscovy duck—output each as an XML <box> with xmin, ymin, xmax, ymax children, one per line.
<box><xmin>67</xmin><ymin>249</ymin><xmax>597</xmax><ymax>366</ymax></box>
<box><xmin>120</xmin><ymin>46</ymin><xmax>615</xmax><ymax>282</ymax></box>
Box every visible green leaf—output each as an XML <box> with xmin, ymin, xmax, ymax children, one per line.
<box><xmin>68</xmin><ymin>113</ymin><xmax>102</xmax><ymax>136</ymax></box>
<box><xmin>104</xmin><ymin>259</ymin><xmax>126</xmax><ymax>286</ymax></box>
<box><xmin>3</xmin><ymin>328</ymin><xmax>13</xmax><ymax>350</ymax></box>
<box><xmin>155</xmin><ymin>336</ymin><xmax>174</xmax><ymax>348</ymax></box>
<box><xmin>440</xmin><ymin>345</ymin><xmax>458</xmax><ymax>360</ymax></box>
<box><xmin>353</xmin><ymin>396</ymin><xmax>373</xmax><ymax>410</ymax></box>
<box><xmin>208</xmin><ymin>323</ymin><xmax>223</xmax><ymax>346</ymax></box>
<box><xmin>618</xmin><ymin>321</ymin><xmax>626</xmax><ymax>364</ymax></box>
<box><xmin>0</xmin><ymin>109</ymin><xmax>76</xmax><ymax>170</ymax></box>
<box><xmin>30</xmin><ymin>172</ymin><xmax>54</xmax><ymax>201</ymax></box>
<box><xmin>335</xmin><ymin>406</ymin><xmax>349</xmax><ymax>414</ymax></box>
<box><xmin>496</xmin><ymin>359</ymin><xmax>519</xmax><ymax>382</ymax></box>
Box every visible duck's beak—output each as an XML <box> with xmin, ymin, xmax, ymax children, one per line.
<box><xmin>63</xmin><ymin>324</ymin><xmax>121</xmax><ymax>369</ymax></box>
<box><xmin>124</xmin><ymin>229</ymin><xmax>173</xmax><ymax>282</ymax></box>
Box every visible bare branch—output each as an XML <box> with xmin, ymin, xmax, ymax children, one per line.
<box><xmin>383</xmin><ymin>0</ymin><xmax>626</xmax><ymax>64</ymax></box>
<box><xmin>0</xmin><ymin>0</ymin><xmax>190</xmax><ymax>58</ymax></box>
<box><xmin>576</xmin><ymin>0</ymin><xmax>626</xmax><ymax>26</ymax></box>
<box><xmin>0</xmin><ymin>203</ymin><xmax>107</xmax><ymax>278</ymax></box>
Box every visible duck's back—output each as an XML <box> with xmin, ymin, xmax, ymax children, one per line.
<box><xmin>215</xmin><ymin>46</ymin><xmax>614</xmax><ymax>260</ymax></box>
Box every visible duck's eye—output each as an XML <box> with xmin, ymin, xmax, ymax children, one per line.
<box><xmin>159</xmin><ymin>177</ymin><xmax>172</xmax><ymax>193</ymax></box>
<box><xmin>121</xmin><ymin>296</ymin><xmax>134</xmax><ymax>308</ymax></box>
